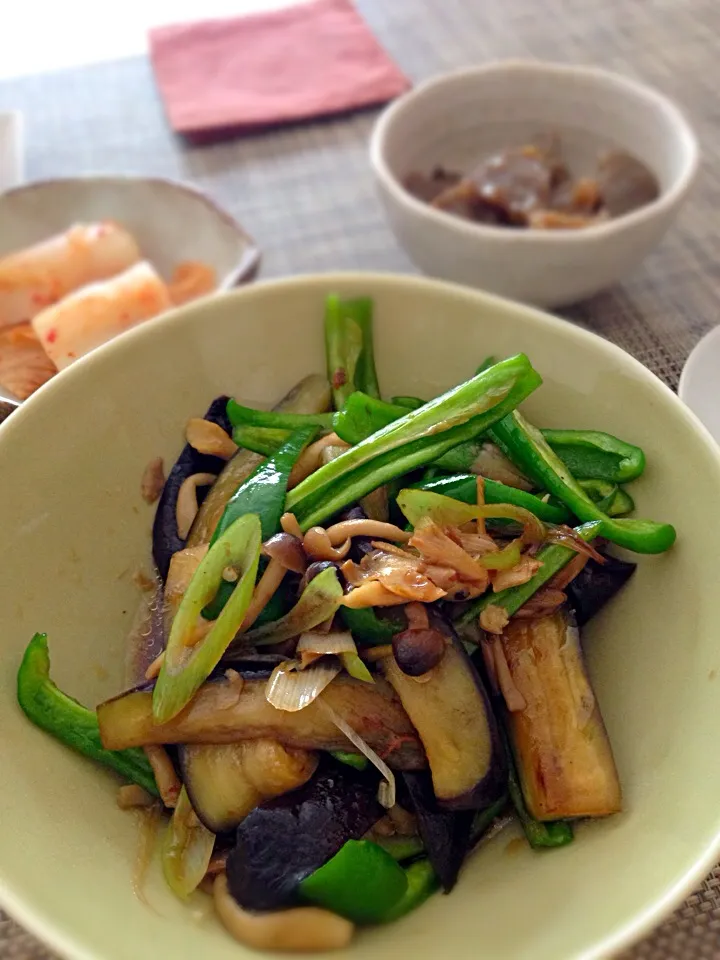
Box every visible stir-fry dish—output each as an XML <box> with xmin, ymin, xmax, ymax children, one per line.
<box><xmin>0</xmin><ymin>221</ymin><xmax>216</xmax><ymax>400</ymax></box>
<box><xmin>17</xmin><ymin>295</ymin><xmax>677</xmax><ymax>953</ymax></box>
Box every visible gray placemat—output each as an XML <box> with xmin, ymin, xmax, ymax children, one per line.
<box><xmin>0</xmin><ymin>0</ymin><xmax>719</xmax><ymax>956</ymax></box>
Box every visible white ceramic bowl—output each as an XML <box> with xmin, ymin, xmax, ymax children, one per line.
<box><xmin>678</xmin><ymin>325</ymin><xmax>720</xmax><ymax>444</ymax></box>
<box><xmin>0</xmin><ymin>176</ymin><xmax>260</xmax><ymax>290</ymax></box>
<box><xmin>0</xmin><ymin>111</ymin><xmax>23</xmax><ymax>191</ymax></box>
<box><xmin>370</xmin><ymin>61</ymin><xmax>699</xmax><ymax>307</ymax></box>
<box><xmin>1</xmin><ymin>274</ymin><xmax>720</xmax><ymax>960</ymax></box>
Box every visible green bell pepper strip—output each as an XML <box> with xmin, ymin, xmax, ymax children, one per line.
<box><xmin>330</xmin><ymin>750</ymin><xmax>370</xmax><ymax>771</ymax></box>
<box><xmin>608</xmin><ymin>486</ymin><xmax>634</xmax><ymax>517</ymax></box>
<box><xmin>286</xmin><ymin>355</ymin><xmax>543</xmax><ymax>530</ymax></box>
<box><xmin>333</xmin><ymin>393</ymin><xmax>409</xmax><ymax>445</ymax></box>
<box><xmin>391</xmin><ymin>395</ymin><xmax>425</xmax><ymax>410</ymax></box>
<box><xmin>298</xmin><ymin>839</ymin><xmax>407</xmax><ymax>924</ymax></box>
<box><xmin>232</xmin><ymin>425</ymin><xmax>290</xmax><ymax>456</ymax></box>
<box><xmin>378</xmin><ymin>859</ymin><xmax>440</xmax><ymax>923</ymax></box>
<box><xmin>432</xmin><ymin>438</ymin><xmax>484</xmax><ymax>474</ymax></box>
<box><xmin>341</xmin><ymin>606</ymin><xmax>403</xmax><ymax>645</ymax></box>
<box><xmin>17</xmin><ymin>633</ymin><xmax>159</xmax><ymax>797</ymax></box>
<box><xmin>540</xmin><ymin>428</ymin><xmax>645</xmax><ymax>484</ymax></box>
<box><xmin>412</xmin><ymin>472</ymin><xmax>571</xmax><ymax>525</ymax></box>
<box><xmin>212</xmin><ymin>426</ymin><xmax>318</xmax><ymax>545</ymax></box>
<box><xmin>504</xmin><ymin>730</ymin><xmax>573</xmax><ymax>849</ymax></box>
<box><xmin>229</xmin><ymin>566</ymin><xmax>343</xmax><ymax>650</ymax></box>
<box><xmin>374</xmin><ymin>835</ymin><xmax>426</xmax><ymax>862</ymax></box>
<box><xmin>203</xmin><ymin>427</ymin><xmax>318</xmax><ymax>620</ymax></box>
<box><xmin>471</xmin><ymin>795</ymin><xmax>509</xmax><ymax>842</ymax></box>
<box><xmin>577</xmin><ymin>478</ymin><xmax>617</xmax><ymax>513</ymax></box>
<box><xmin>578</xmin><ymin>479</ymin><xmax>634</xmax><ymax>517</ymax></box>
<box><xmin>476</xmin><ymin>356</ymin><xmax>499</xmax><ymax>375</ymax></box>
<box><xmin>162</xmin><ymin>786</ymin><xmax>215</xmax><ymax>899</ymax></box>
<box><xmin>153</xmin><ymin>513</ymin><xmax>262</xmax><ymax>723</ymax></box>
<box><xmin>325</xmin><ymin>295</ymin><xmax>380</xmax><ymax>408</ymax></box>
<box><xmin>456</xmin><ymin>521</ymin><xmax>602</xmax><ymax>628</ymax></box>
<box><xmin>226</xmin><ymin>399</ymin><xmax>333</xmax><ymax>432</ymax></box>
<box><xmin>490</xmin><ymin>411</ymin><xmax>675</xmax><ymax>554</ymax></box>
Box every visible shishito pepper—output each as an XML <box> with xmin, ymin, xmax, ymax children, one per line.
<box><xmin>17</xmin><ymin>633</ymin><xmax>158</xmax><ymax>796</ymax></box>
<box><xmin>153</xmin><ymin>513</ymin><xmax>262</xmax><ymax>723</ymax></box>
<box><xmin>298</xmin><ymin>840</ymin><xmax>408</xmax><ymax>923</ymax></box>
<box><xmin>490</xmin><ymin>412</ymin><xmax>675</xmax><ymax>554</ymax></box>
<box><xmin>325</xmin><ymin>295</ymin><xmax>381</xmax><ymax>408</ymax></box>
<box><xmin>540</xmin><ymin>428</ymin><xmax>645</xmax><ymax>484</ymax></box>
<box><xmin>286</xmin><ymin>355</ymin><xmax>543</xmax><ymax>530</ymax></box>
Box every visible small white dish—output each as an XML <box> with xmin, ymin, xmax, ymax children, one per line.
<box><xmin>0</xmin><ymin>176</ymin><xmax>260</xmax><ymax>290</ymax></box>
<box><xmin>0</xmin><ymin>111</ymin><xmax>24</xmax><ymax>192</ymax></box>
<box><xmin>370</xmin><ymin>61</ymin><xmax>699</xmax><ymax>308</ymax></box>
<box><xmin>678</xmin><ymin>325</ymin><xmax>720</xmax><ymax>444</ymax></box>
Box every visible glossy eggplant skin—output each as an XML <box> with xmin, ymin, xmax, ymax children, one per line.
<box><xmin>97</xmin><ymin>673</ymin><xmax>425</xmax><ymax>770</ymax></box>
<box><xmin>382</xmin><ymin>621</ymin><xmax>506</xmax><ymax>810</ymax></box>
<box><xmin>226</xmin><ymin>759</ymin><xmax>382</xmax><ymax>911</ymax></box>
<box><xmin>402</xmin><ymin>771</ymin><xmax>473</xmax><ymax>893</ymax></box>
<box><xmin>177</xmin><ymin>740</ymin><xmax>318</xmax><ymax>834</ymax></box>
<box><xmin>501</xmin><ymin>610</ymin><xmax>622</xmax><ymax>820</ymax></box>
<box><xmin>566</xmin><ymin>553</ymin><xmax>636</xmax><ymax>627</ymax></box>
<box><xmin>152</xmin><ymin>396</ymin><xmax>231</xmax><ymax>580</ymax></box>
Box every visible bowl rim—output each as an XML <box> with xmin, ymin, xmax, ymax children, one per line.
<box><xmin>2</xmin><ymin>271</ymin><xmax>720</xmax><ymax>960</ymax></box>
<box><xmin>677</xmin><ymin>323</ymin><xmax>720</xmax><ymax>441</ymax></box>
<box><xmin>369</xmin><ymin>59</ymin><xmax>700</xmax><ymax>243</ymax></box>
<box><xmin>0</xmin><ymin>174</ymin><xmax>262</xmax><ymax>288</ymax></box>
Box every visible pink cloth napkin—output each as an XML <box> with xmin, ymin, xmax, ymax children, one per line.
<box><xmin>149</xmin><ymin>0</ymin><xmax>410</xmax><ymax>137</ymax></box>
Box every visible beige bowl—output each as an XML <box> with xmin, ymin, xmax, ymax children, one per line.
<box><xmin>370</xmin><ymin>61</ymin><xmax>699</xmax><ymax>307</ymax></box>
<box><xmin>0</xmin><ymin>273</ymin><xmax>719</xmax><ymax>960</ymax></box>
<box><xmin>0</xmin><ymin>175</ymin><xmax>260</xmax><ymax>289</ymax></box>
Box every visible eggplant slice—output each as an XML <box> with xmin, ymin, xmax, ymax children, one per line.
<box><xmin>501</xmin><ymin>609</ymin><xmax>622</xmax><ymax>820</ymax></box>
<box><xmin>566</xmin><ymin>553</ymin><xmax>636</xmax><ymax>627</ymax></box>
<box><xmin>152</xmin><ymin>395</ymin><xmax>232</xmax><ymax>580</ymax></box>
<box><xmin>382</xmin><ymin>622</ymin><xmax>506</xmax><ymax>809</ymax></box>
<box><xmin>97</xmin><ymin>673</ymin><xmax>425</xmax><ymax>770</ymax></box>
<box><xmin>226</xmin><ymin>759</ymin><xmax>382</xmax><ymax>911</ymax></box>
<box><xmin>402</xmin><ymin>771</ymin><xmax>473</xmax><ymax>893</ymax></box>
<box><xmin>178</xmin><ymin>740</ymin><xmax>318</xmax><ymax>834</ymax></box>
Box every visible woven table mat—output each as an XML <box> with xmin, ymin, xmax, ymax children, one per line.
<box><xmin>0</xmin><ymin>0</ymin><xmax>719</xmax><ymax>956</ymax></box>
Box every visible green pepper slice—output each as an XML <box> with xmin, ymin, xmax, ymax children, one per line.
<box><xmin>378</xmin><ymin>858</ymin><xmax>440</xmax><ymax>923</ymax></box>
<box><xmin>411</xmin><ymin>472</ymin><xmax>571</xmax><ymax>524</ymax></box>
<box><xmin>286</xmin><ymin>355</ymin><xmax>542</xmax><ymax>530</ymax></box>
<box><xmin>17</xmin><ymin>633</ymin><xmax>158</xmax><ymax>797</ymax></box>
<box><xmin>490</xmin><ymin>412</ymin><xmax>675</xmax><ymax>554</ymax></box>
<box><xmin>325</xmin><ymin>295</ymin><xmax>380</xmax><ymax>408</ymax></box>
<box><xmin>298</xmin><ymin>839</ymin><xmax>407</xmax><ymax>924</ymax></box>
<box><xmin>334</xmin><ymin>393</ymin><xmax>409</xmax><ymax>445</ymax></box>
<box><xmin>540</xmin><ymin>428</ymin><xmax>645</xmax><ymax>484</ymax></box>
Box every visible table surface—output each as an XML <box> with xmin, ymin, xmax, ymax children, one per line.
<box><xmin>0</xmin><ymin>0</ymin><xmax>719</xmax><ymax>957</ymax></box>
